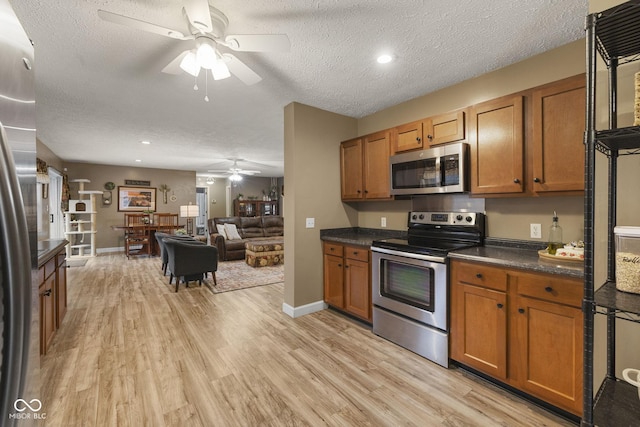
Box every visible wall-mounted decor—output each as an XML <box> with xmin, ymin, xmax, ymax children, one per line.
<box><xmin>159</xmin><ymin>184</ymin><xmax>171</xmax><ymax>204</ymax></box>
<box><xmin>125</xmin><ymin>179</ymin><xmax>151</xmax><ymax>186</ymax></box>
<box><xmin>102</xmin><ymin>191</ymin><xmax>112</xmax><ymax>205</ymax></box>
<box><xmin>118</xmin><ymin>186</ymin><xmax>156</xmax><ymax>212</ymax></box>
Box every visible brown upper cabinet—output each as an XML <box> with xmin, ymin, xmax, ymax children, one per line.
<box><xmin>340</xmin><ymin>130</ymin><xmax>392</xmax><ymax>201</ymax></box>
<box><xmin>469</xmin><ymin>74</ymin><xmax>585</xmax><ymax>197</ymax></box>
<box><xmin>393</xmin><ymin>110</ymin><xmax>466</xmax><ymax>154</ymax></box>
<box><xmin>469</xmin><ymin>95</ymin><xmax>525</xmax><ymax>195</ymax></box>
<box><xmin>531</xmin><ymin>74</ymin><xmax>586</xmax><ymax>194</ymax></box>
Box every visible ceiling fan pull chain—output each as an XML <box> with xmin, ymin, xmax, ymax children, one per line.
<box><xmin>193</xmin><ymin>72</ymin><xmax>198</xmax><ymax>91</ymax></box>
<box><xmin>204</xmin><ymin>71</ymin><xmax>210</xmax><ymax>102</ymax></box>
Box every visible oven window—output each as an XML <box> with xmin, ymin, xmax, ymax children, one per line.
<box><xmin>381</xmin><ymin>259</ymin><xmax>435</xmax><ymax>312</ymax></box>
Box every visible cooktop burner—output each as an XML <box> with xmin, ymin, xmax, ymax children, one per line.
<box><xmin>371</xmin><ymin>211</ymin><xmax>485</xmax><ymax>256</ymax></box>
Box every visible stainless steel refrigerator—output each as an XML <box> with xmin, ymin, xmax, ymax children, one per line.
<box><xmin>0</xmin><ymin>0</ymin><xmax>38</xmax><ymax>425</ymax></box>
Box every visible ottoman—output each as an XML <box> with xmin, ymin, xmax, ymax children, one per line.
<box><xmin>245</xmin><ymin>239</ymin><xmax>284</xmax><ymax>267</ymax></box>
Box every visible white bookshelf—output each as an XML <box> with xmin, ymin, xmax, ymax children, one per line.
<box><xmin>64</xmin><ymin>179</ymin><xmax>102</xmax><ymax>258</ymax></box>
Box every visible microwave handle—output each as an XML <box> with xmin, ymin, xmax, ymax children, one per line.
<box><xmin>435</xmin><ymin>155</ymin><xmax>442</xmax><ymax>186</ymax></box>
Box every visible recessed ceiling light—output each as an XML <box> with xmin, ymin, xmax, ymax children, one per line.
<box><xmin>135</xmin><ymin>159</ymin><xmax>142</xmax><ymax>163</ymax></box>
<box><xmin>377</xmin><ymin>54</ymin><xmax>394</xmax><ymax>64</ymax></box>
<box><xmin>141</xmin><ymin>140</ymin><xmax>151</xmax><ymax>145</ymax></box>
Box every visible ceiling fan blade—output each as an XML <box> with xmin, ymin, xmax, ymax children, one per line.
<box><xmin>183</xmin><ymin>0</ymin><xmax>213</xmax><ymax>33</ymax></box>
<box><xmin>223</xmin><ymin>53</ymin><xmax>262</xmax><ymax>85</ymax></box>
<box><xmin>161</xmin><ymin>50</ymin><xmax>191</xmax><ymax>75</ymax></box>
<box><xmin>225</xmin><ymin>34</ymin><xmax>290</xmax><ymax>52</ymax></box>
<box><xmin>97</xmin><ymin>9</ymin><xmax>192</xmax><ymax>40</ymax></box>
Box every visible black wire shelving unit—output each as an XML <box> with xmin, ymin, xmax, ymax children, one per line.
<box><xmin>584</xmin><ymin>1</ymin><xmax>640</xmax><ymax>426</ymax></box>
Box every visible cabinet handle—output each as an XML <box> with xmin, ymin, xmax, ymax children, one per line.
<box><xmin>330</xmin><ymin>247</ymin><xmax>334</xmax><ymax>251</ymax></box>
<box><xmin>497</xmin><ymin>303</ymin><xmax>504</xmax><ymax>309</ymax></box>
<box><xmin>475</xmin><ymin>273</ymin><xmax>483</xmax><ymax>278</ymax></box>
<box><xmin>345</xmin><ymin>265</ymin><xmax>349</xmax><ymax>269</ymax></box>
<box><xmin>357</xmin><ymin>190</ymin><xmax>361</xmax><ymax>194</ymax></box>
<box><xmin>41</xmin><ymin>289</ymin><xmax>52</xmax><ymax>297</ymax></box>
<box><xmin>533</xmin><ymin>177</ymin><xmax>541</xmax><ymax>183</ymax></box>
<box><xmin>545</xmin><ymin>286</ymin><xmax>553</xmax><ymax>293</ymax></box>
<box><xmin>364</xmin><ymin>190</ymin><xmax>369</xmax><ymax>194</ymax></box>
<box><xmin>427</xmin><ymin>134</ymin><xmax>433</xmax><ymax>141</ymax></box>
<box><xmin>513</xmin><ymin>178</ymin><xmax>520</xmax><ymax>184</ymax></box>
<box><xmin>518</xmin><ymin>308</ymin><xmax>525</xmax><ymax>314</ymax></box>
<box><xmin>337</xmin><ymin>264</ymin><xmax>342</xmax><ymax>267</ymax></box>
<box><xmin>353</xmin><ymin>251</ymin><xmax>358</xmax><ymax>255</ymax></box>
<box><xmin>416</xmin><ymin>137</ymin><xmax>421</xmax><ymax>143</ymax></box>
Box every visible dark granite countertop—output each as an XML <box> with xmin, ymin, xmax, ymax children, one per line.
<box><xmin>450</xmin><ymin>238</ymin><xmax>584</xmax><ymax>279</ymax></box>
<box><xmin>320</xmin><ymin>227</ymin><xmax>406</xmax><ymax>247</ymax></box>
<box><xmin>320</xmin><ymin>231</ymin><xmax>584</xmax><ymax>279</ymax></box>
<box><xmin>37</xmin><ymin>239</ymin><xmax>68</xmax><ymax>267</ymax></box>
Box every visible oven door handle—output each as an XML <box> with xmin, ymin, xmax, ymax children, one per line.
<box><xmin>371</xmin><ymin>246</ymin><xmax>446</xmax><ymax>263</ymax></box>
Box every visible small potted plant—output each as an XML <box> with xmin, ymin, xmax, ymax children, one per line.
<box><xmin>237</xmin><ymin>193</ymin><xmax>244</xmax><ymax>201</ymax></box>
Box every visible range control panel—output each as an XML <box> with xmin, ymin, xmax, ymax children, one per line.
<box><xmin>409</xmin><ymin>211</ymin><xmax>483</xmax><ymax>227</ymax></box>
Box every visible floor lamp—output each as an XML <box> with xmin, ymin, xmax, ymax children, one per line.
<box><xmin>180</xmin><ymin>204</ymin><xmax>199</xmax><ymax>235</ymax></box>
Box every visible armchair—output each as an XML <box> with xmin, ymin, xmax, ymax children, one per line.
<box><xmin>154</xmin><ymin>232</ymin><xmax>202</xmax><ymax>275</ymax></box>
<box><xmin>164</xmin><ymin>239</ymin><xmax>219</xmax><ymax>292</ymax></box>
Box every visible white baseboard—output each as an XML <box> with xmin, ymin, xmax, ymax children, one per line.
<box><xmin>282</xmin><ymin>300</ymin><xmax>327</xmax><ymax>318</ymax></box>
<box><xmin>97</xmin><ymin>247</ymin><xmax>123</xmax><ymax>254</ymax></box>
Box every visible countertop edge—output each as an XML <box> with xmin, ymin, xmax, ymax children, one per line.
<box><xmin>38</xmin><ymin>239</ymin><xmax>68</xmax><ymax>267</ymax></box>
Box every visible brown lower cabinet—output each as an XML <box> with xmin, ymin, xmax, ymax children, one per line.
<box><xmin>450</xmin><ymin>259</ymin><xmax>582</xmax><ymax>416</ymax></box>
<box><xmin>323</xmin><ymin>242</ymin><xmax>371</xmax><ymax>322</ymax></box>
<box><xmin>39</xmin><ymin>248</ymin><xmax>68</xmax><ymax>355</ymax></box>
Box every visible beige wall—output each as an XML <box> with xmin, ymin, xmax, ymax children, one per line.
<box><xmin>63</xmin><ymin>162</ymin><xmax>196</xmax><ymax>250</ymax></box>
<box><xmin>283</xmin><ymin>102</ymin><xmax>358</xmax><ymax>309</ymax></box>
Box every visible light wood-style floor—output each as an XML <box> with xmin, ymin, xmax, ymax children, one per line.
<box><xmin>41</xmin><ymin>254</ymin><xmax>575</xmax><ymax>426</ymax></box>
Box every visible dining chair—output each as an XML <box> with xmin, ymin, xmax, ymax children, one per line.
<box><xmin>124</xmin><ymin>213</ymin><xmax>151</xmax><ymax>258</ymax></box>
<box><xmin>154</xmin><ymin>213</ymin><xmax>179</xmax><ymax>233</ymax></box>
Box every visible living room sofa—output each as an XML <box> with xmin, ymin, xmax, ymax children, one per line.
<box><xmin>208</xmin><ymin>216</ymin><xmax>284</xmax><ymax>261</ymax></box>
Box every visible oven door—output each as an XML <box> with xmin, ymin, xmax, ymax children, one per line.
<box><xmin>371</xmin><ymin>247</ymin><xmax>448</xmax><ymax>331</ymax></box>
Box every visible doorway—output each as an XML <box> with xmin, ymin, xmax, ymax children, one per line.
<box><xmin>48</xmin><ymin>168</ymin><xmax>64</xmax><ymax>239</ymax></box>
<box><xmin>195</xmin><ymin>187</ymin><xmax>208</xmax><ymax>236</ymax></box>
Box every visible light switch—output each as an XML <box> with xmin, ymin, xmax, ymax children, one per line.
<box><xmin>306</xmin><ymin>218</ymin><xmax>315</xmax><ymax>228</ymax></box>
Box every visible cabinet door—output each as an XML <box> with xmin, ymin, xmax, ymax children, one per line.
<box><xmin>426</xmin><ymin>110</ymin><xmax>465</xmax><ymax>146</ymax></box>
<box><xmin>363</xmin><ymin>130</ymin><xmax>392</xmax><ymax>199</ymax></box>
<box><xmin>40</xmin><ymin>279</ymin><xmax>56</xmax><ymax>355</ymax></box>
<box><xmin>451</xmin><ymin>283</ymin><xmax>508</xmax><ymax>380</ymax></box>
<box><xmin>56</xmin><ymin>254</ymin><xmax>67</xmax><ymax>328</ymax></box>
<box><xmin>323</xmin><ymin>254</ymin><xmax>345</xmax><ymax>308</ymax></box>
<box><xmin>514</xmin><ymin>295</ymin><xmax>583</xmax><ymax>415</ymax></box>
<box><xmin>470</xmin><ymin>95</ymin><xmax>524</xmax><ymax>195</ymax></box>
<box><xmin>344</xmin><ymin>258</ymin><xmax>371</xmax><ymax>322</ymax></box>
<box><xmin>340</xmin><ymin>138</ymin><xmax>364</xmax><ymax>200</ymax></box>
<box><xmin>531</xmin><ymin>75</ymin><xmax>585</xmax><ymax>193</ymax></box>
<box><xmin>393</xmin><ymin>120</ymin><xmax>424</xmax><ymax>153</ymax></box>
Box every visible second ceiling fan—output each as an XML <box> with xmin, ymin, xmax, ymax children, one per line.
<box><xmin>98</xmin><ymin>0</ymin><xmax>290</xmax><ymax>87</ymax></box>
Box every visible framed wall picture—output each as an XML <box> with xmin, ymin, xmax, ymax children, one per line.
<box><xmin>117</xmin><ymin>186</ymin><xmax>157</xmax><ymax>212</ymax></box>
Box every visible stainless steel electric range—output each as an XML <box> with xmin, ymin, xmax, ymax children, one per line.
<box><xmin>371</xmin><ymin>211</ymin><xmax>485</xmax><ymax>367</ymax></box>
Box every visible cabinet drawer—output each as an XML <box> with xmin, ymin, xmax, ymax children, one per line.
<box><xmin>345</xmin><ymin>246</ymin><xmax>369</xmax><ymax>262</ymax></box>
<box><xmin>43</xmin><ymin>257</ymin><xmax>56</xmax><ymax>282</ymax></box>
<box><xmin>323</xmin><ymin>243</ymin><xmax>344</xmax><ymax>257</ymax></box>
<box><xmin>516</xmin><ymin>273</ymin><xmax>582</xmax><ymax>308</ymax></box>
<box><xmin>56</xmin><ymin>252</ymin><xmax>67</xmax><ymax>267</ymax></box>
<box><xmin>455</xmin><ymin>262</ymin><xmax>507</xmax><ymax>292</ymax></box>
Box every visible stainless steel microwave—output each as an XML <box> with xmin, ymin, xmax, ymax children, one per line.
<box><xmin>390</xmin><ymin>142</ymin><xmax>469</xmax><ymax>195</ymax></box>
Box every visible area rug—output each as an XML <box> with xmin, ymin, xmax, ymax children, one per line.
<box><xmin>208</xmin><ymin>260</ymin><xmax>284</xmax><ymax>294</ymax></box>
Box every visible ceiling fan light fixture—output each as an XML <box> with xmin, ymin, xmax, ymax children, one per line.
<box><xmin>229</xmin><ymin>173</ymin><xmax>243</xmax><ymax>182</ymax></box>
<box><xmin>179</xmin><ymin>51</ymin><xmax>201</xmax><ymax>77</ymax></box>
<box><xmin>211</xmin><ymin>56</ymin><xmax>231</xmax><ymax>80</ymax></box>
<box><xmin>196</xmin><ymin>37</ymin><xmax>217</xmax><ymax>69</ymax></box>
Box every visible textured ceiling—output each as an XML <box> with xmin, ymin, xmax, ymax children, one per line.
<box><xmin>12</xmin><ymin>0</ymin><xmax>587</xmax><ymax>178</ymax></box>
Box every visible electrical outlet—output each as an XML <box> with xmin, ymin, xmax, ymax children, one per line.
<box><xmin>306</xmin><ymin>218</ymin><xmax>315</xmax><ymax>228</ymax></box>
<box><xmin>381</xmin><ymin>217</ymin><xmax>387</xmax><ymax>228</ymax></box>
<box><xmin>530</xmin><ymin>223</ymin><xmax>542</xmax><ymax>239</ymax></box>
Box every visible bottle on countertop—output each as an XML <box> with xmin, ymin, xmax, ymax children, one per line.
<box><xmin>547</xmin><ymin>211</ymin><xmax>563</xmax><ymax>255</ymax></box>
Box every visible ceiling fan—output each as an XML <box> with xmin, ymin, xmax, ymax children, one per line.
<box><xmin>207</xmin><ymin>159</ymin><xmax>261</xmax><ymax>181</ymax></box>
<box><xmin>97</xmin><ymin>0</ymin><xmax>290</xmax><ymax>88</ymax></box>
